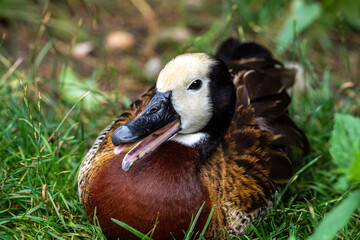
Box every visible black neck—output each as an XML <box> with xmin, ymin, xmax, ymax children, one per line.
<box><xmin>196</xmin><ymin>56</ymin><xmax>237</xmax><ymax>164</ymax></box>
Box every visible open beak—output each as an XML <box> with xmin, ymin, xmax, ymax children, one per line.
<box><xmin>111</xmin><ymin>90</ymin><xmax>180</xmax><ymax>171</ymax></box>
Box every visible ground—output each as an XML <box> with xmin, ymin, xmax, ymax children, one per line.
<box><xmin>0</xmin><ymin>0</ymin><xmax>359</xmax><ymax>239</ymax></box>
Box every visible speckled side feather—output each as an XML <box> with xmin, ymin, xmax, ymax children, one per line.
<box><xmin>78</xmin><ymin>87</ymin><xmax>155</xmax><ymax>211</ymax></box>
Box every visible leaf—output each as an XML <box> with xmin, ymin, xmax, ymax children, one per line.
<box><xmin>329</xmin><ymin>113</ymin><xmax>360</xmax><ymax>182</ymax></box>
<box><xmin>276</xmin><ymin>0</ymin><xmax>321</xmax><ymax>53</ymax></box>
<box><xmin>307</xmin><ymin>190</ymin><xmax>360</xmax><ymax>240</ymax></box>
<box><xmin>350</xmin><ymin>146</ymin><xmax>360</xmax><ymax>181</ymax></box>
<box><xmin>333</xmin><ymin>176</ymin><xmax>348</xmax><ymax>191</ymax></box>
<box><xmin>59</xmin><ymin>66</ymin><xmax>105</xmax><ymax>111</ymax></box>
<box><xmin>325</xmin><ymin>0</ymin><xmax>360</xmax><ymax>30</ymax></box>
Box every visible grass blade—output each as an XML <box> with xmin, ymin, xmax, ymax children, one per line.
<box><xmin>184</xmin><ymin>202</ymin><xmax>205</xmax><ymax>240</ymax></box>
<box><xmin>308</xmin><ymin>190</ymin><xmax>360</xmax><ymax>240</ymax></box>
<box><xmin>200</xmin><ymin>204</ymin><xmax>216</xmax><ymax>237</ymax></box>
<box><xmin>112</xmin><ymin>218</ymin><xmax>150</xmax><ymax>240</ymax></box>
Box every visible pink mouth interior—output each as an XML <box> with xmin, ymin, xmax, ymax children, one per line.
<box><xmin>114</xmin><ymin>144</ymin><xmax>127</xmax><ymax>155</ymax></box>
<box><xmin>113</xmin><ymin>119</ymin><xmax>180</xmax><ymax>170</ymax></box>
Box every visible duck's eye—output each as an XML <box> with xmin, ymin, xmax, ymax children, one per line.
<box><xmin>187</xmin><ymin>79</ymin><xmax>203</xmax><ymax>91</ymax></box>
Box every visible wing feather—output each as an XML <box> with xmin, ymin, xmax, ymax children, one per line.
<box><xmin>217</xmin><ymin>40</ymin><xmax>309</xmax><ymax>185</ymax></box>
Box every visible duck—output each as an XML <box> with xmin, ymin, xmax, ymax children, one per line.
<box><xmin>78</xmin><ymin>38</ymin><xmax>309</xmax><ymax>240</ymax></box>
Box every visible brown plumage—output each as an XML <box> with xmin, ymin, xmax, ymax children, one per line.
<box><xmin>78</xmin><ymin>39</ymin><xmax>309</xmax><ymax>239</ymax></box>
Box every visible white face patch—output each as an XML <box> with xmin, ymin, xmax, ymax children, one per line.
<box><xmin>170</xmin><ymin>132</ymin><xmax>208</xmax><ymax>147</ymax></box>
<box><xmin>156</xmin><ymin>53</ymin><xmax>215</xmax><ymax>134</ymax></box>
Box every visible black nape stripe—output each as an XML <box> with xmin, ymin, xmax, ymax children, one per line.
<box><xmin>194</xmin><ymin>57</ymin><xmax>236</xmax><ymax>162</ymax></box>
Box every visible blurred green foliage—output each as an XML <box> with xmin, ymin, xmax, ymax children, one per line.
<box><xmin>330</xmin><ymin>114</ymin><xmax>360</xmax><ymax>186</ymax></box>
<box><xmin>308</xmin><ymin>189</ymin><xmax>360</xmax><ymax>240</ymax></box>
<box><xmin>0</xmin><ymin>0</ymin><xmax>90</xmax><ymax>41</ymax></box>
<box><xmin>222</xmin><ymin>0</ymin><xmax>359</xmax><ymax>53</ymax></box>
<box><xmin>307</xmin><ymin>113</ymin><xmax>360</xmax><ymax>240</ymax></box>
<box><xmin>60</xmin><ymin>66</ymin><xmax>106</xmax><ymax>111</ymax></box>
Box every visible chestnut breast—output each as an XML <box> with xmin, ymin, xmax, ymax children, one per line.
<box><xmin>88</xmin><ymin>141</ymin><xmax>211</xmax><ymax>240</ymax></box>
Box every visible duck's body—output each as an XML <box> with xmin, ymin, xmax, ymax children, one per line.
<box><xmin>78</xmin><ymin>39</ymin><xmax>309</xmax><ymax>239</ymax></box>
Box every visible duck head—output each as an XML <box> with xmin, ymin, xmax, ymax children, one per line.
<box><xmin>111</xmin><ymin>53</ymin><xmax>236</xmax><ymax>171</ymax></box>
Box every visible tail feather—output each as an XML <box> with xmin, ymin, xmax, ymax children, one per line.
<box><xmin>227</xmin><ymin>58</ymin><xmax>296</xmax><ymax>89</ymax></box>
<box><xmin>216</xmin><ymin>38</ymin><xmax>242</xmax><ymax>62</ymax></box>
<box><xmin>217</xmin><ymin>39</ymin><xmax>310</xmax><ymax>156</ymax></box>
<box><xmin>216</xmin><ymin>38</ymin><xmax>273</xmax><ymax>61</ymax></box>
<box><xmin>267</xmin><ymin>115</ymin><xmax>310</xmax><ymax>153</ymax></box>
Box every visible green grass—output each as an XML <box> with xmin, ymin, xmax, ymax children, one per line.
<box><xmin>1</xmin><ymin>0</ymin><xmax>360</xmax><ymax>239</ymax></box>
